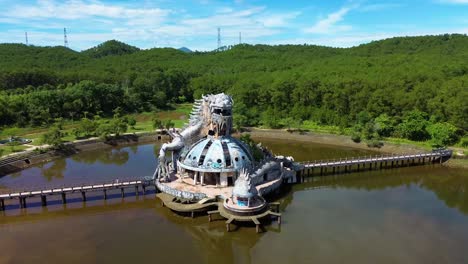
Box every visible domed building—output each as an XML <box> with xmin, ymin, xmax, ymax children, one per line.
<box><xmin>177</xmin><ymin>136</ymin><xmax>253</xmax><ymax>186</ymax></box>
<box><xmin>155</xmin><ymin>93</ymin><xmax>301</xmax><ymax>203</ymax></box>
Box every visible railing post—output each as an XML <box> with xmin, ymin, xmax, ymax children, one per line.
<box><xmin>61</xmin><ymin>192</ymin><xmax>66</xmax><ymax>204</ymax></box>
<box><xmin>41</xmin><ymin>195</ymin><xmax>47</xmax><ymax>206</ymax></box>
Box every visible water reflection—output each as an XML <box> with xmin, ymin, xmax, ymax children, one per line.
<box><xmin>71</xmin><ymin>148</ymin><xmax>130</xmax><ymax>165</ymax></box>
<box><xmin>41</xmin><ymin>159</ymin><xmax>67</xmax><ymax>181</ymax></box>
<box><xmin>295</xmin><ymin>166</ymin><xmax>468</xmax><ymax>215</ymax></box>
<box><xmin>0</xmin><ymin>141</ymin><xmax>467</xmax><ymax>264</ymax></box>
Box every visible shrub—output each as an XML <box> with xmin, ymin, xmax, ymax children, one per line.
<box><xmin>366</xmin><ymin>140</ymin><xmax>384</xmax><ymax>148</ymax></box>
<box><xmin>351</xmin><ymin>132</ymin><xmax>361</xmax><ymax>143</ymax></box>
<box><xmin>460</xmin><ymin>137</ymin><xmax>468</xmax><ymax>148</ymax></box>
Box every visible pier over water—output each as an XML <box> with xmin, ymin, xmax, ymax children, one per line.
<box><xmin>298</xmin><ymin>149</ymin><xmax>452</xmax><ymax>178</ymax></box>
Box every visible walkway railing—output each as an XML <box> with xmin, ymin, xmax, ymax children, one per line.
<box><xmin>298</xmin><ymin>150</ymin><xmax>452</xmax><ymax>177</ymax></box>
<box><xmin>0</xmin><ymin>176</ymin><xmax>156</xmax><ymax>211</ymax></box>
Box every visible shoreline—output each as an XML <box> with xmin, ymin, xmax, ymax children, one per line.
<box><xmin>246</xmin><ymin>128</ymin><xmax>468</xmax><ymax>169</ymax></box>
<box><xmin>1</xmin><ymin>128</ymin><xmax>466</xmax><ymax>175</ymax></box>
<box><xmin>0</xmin><ymin>132</ymin><xmax>165</xmax><ymax>176</ymax></box>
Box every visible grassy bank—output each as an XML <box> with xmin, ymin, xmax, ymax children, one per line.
<box><xmin>0</xmin><ymin>104</ymin><xmax>192</xmax><ymax>157</ymax></box>
<box><xmin>1</xmin><ymin>103</ymin><xmax>466</xmax><ymax>163</ymax></box>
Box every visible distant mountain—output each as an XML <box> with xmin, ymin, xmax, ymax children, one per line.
<box><xmin>82</xmin><ymin>40</ymin><xmax>140</xmax><ymax>58</ymax></box>
<box><xmin>178</xmin><ymin>47</ymin><xmax>192</xmax><ymax>53</ymax></box>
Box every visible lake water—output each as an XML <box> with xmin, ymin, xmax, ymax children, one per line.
<box><xmin>0</xmin><ymin>138</ymin><xmax>467</xmax><ymax>264</ymax></box>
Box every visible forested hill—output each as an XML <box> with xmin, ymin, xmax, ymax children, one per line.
<box><xmin>0</xmin><ymin>34</ymin><xmax>467</xmax><ymax>146</ymax></box>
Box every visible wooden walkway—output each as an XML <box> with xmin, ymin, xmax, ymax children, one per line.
<box><xmin>0</xmin><ymin>179</ymin><xmax>156</xmax><ymax>211</ymax></box>
<box><xmin>299</xmin><ymin>150</ymin><xmax>452</xmax><ymax>177</ymax></box>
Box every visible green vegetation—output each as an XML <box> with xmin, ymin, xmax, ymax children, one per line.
<box><xmin>41</xmin><ymin>124</ymin><xmax>65</xmax><ymax>148</ymax></box>
<box><xmin>239</xmin><ymin>133</ymin><xmax>263</xmax><ymax>161</ymax></box>
<box><xmin>0</xmin><ymin>34</ymin><xmax>467</xmax><ymax>152</ymax></box>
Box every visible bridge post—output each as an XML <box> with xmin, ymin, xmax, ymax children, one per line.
<box><xmin>103</xmin><ymin>189</ymin><xmax>107</xmax><ymax>200</ymax></box>
<box><xmin>61</xmin><ymin>192</ymin><xmax>66</xmax><ymax>204</ymax></box>
<box><xmin>81</xmin><ymin>191</ymin><xmax>86</xmax><ymax>202</ymax></box>
<box><xmin>41</xmin><ymin>195</ymin><xmax>47</xmax><ymax>206</ymax></box>
<box><xmin>0</xmin><ymin>199</ymin><xmax>4</xmax><ymax>211</ymax></box>
<box><xmin>121</xmin><ymin>188</ymin><xmax>125</xmax><ymax>198</ymax></box>
<box><xmin>357</xmin><ymin>164</ymin><xmax>360</xmax><ymax>171</ymax></box>
<box><xmin>19</xmin><ymin>197</ymin><xmax>25</xmax><ymax>208</ymax></box>
<box><xmin>333</xmin><ymin>166</ymin><xmax>336</xmax><ymax>174</ymax></box>
<box><xmin>142</xmin><ymin>185</ymin><xmax>146</xmax><ymax>195</ymax></box>
<box><xmin>320</xmin><ymin>167</ymin><xmax>323</xmax><ymax>176</ymax></box>
<box><xmin>135</xmin><ymin>186</ymin><xmax>139</xmax><ymax>196</ymax></box>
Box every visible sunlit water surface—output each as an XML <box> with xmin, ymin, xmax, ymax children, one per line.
<box><xmin>0</xmin><ymin>138</ymin><xmax>467</xmax><ymax>264</ymax></box>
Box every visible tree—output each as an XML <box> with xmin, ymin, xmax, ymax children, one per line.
<box><xmin>110</xmin><ymin>116</ymin><xmax>128</xmax><ymax>136</ymax></box>
<box><xmin>233</xmin><ymin>113</ymin><xmax>248</xmax><ymax>133</ymax></box>
<box><xmin>396</xmin><ymin>110</ymin><xmax>430</xmax><ymax>141</ymax></box>
<box><xmin>164</xmin><ymin>120</ymin><xmax>175</xmax><ymax>130</ymax></box>
<box><xmin>374</xmin><ymin>113</ymin><xmax>394</xmax><ymax>137</ymax></box>
<box><xmin>96</xmin><ymin>122</ymin><xmax>114</xmax><ymax>140</ymax></box>
<box><xmin>152</xmin><ymin>117</ymin><xmax>163</xmax><ymax>130</ymax></box>
<box><xmin>128</xmin><ymin>116</ymin><xmax>136</xmax><ymax>129</ymax></box>
<box><xmin>74</xmin><ymin>117</ymin><xmax>99</xmax><ymax>138</ymax></box>
<box><xmin>426</xmin><ymin>122</ymin><xmax>459</xmax><ymax>147</ymax></box>
<box><xmin>41</xmin><ymin>125</ymin><xmax>65</xmax><ymax>148</ymax></box>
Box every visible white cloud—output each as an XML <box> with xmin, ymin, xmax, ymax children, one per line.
<box><xmin>359</xmin><ymin>3</ymin><xmax>402</xmax><ymax>12</ymax></box>
<box><xmin>271</xmin><ymin>28</ymin><xmax>468</xmax><ymax>48</ymax></box>
<box><xmin>7</xmin><ymin>0</ymin><xmax>171</xmax><ymax>24</ymax></box>
<box><xmin>258</xmin><ymin>11</ymin><xmax>301</xmax><ymax>27</ymax></box>
<box><xmin>305</xmin><ymin>6</ymin><xmax>354</xmax><ymax>34</ymax></box>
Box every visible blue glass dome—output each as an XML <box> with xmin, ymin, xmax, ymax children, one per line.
<box><xmin>179</xmin><ymin>136</ymin><xmax>253</xmax><ymax>172</ymax></box>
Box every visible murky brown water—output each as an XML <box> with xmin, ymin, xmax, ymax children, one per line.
<box><xmin>0</xmin><ymin>138</ymin><xmax>467</xmax><ymax>264</ymax></box>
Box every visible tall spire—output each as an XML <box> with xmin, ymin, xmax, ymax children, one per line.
<box><xmin>63</xmin><ymin>28</ymin><xmax>68</xmax><ymax>48</ymax></box>
<box><xmin>217</xmin><ymin>27</ymin><xmax>221</xmax><ymax>50</ymax></box>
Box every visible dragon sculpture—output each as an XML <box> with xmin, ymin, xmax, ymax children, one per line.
<box><xmin>154</xmin><ymin>93</ymin><xmax>234</xmax><ymax>181</ymax></box>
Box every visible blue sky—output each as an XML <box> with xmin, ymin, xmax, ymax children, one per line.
<box><xmin>0</xmin><ymin>0</ymin><xmax>467</xmax><ymax>51</ymax></box>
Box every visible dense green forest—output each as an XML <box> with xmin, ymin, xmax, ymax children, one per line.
<box><xmin>0</xmin><ymin>35</ymin><xmax>467</xmax><ymax>147</ymax></box>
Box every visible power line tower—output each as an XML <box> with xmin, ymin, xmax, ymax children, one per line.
<box><xmin>63</xmin><ymin>28</ymin><xmax>68</xmax><ymax>48</ymax></box>
<box><xmin>217</xmin><ymin>27</ymin><xmax>221</xmax><ymax>50</ymax></box>
<box><xmin>25</xmin><ymin>32</ymin><xmax>28</xmax><ymax>45</ymax></box>
<box><xmin>239</xmin><ymin>32</ymin><xmax>241</xmax><ymax>45</ymax></box>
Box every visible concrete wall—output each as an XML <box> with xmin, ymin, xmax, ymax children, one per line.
<box><xmin>156</xmin><ymin>181</ymin><xmax>207</xmax><ymax>200</ymax></box>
